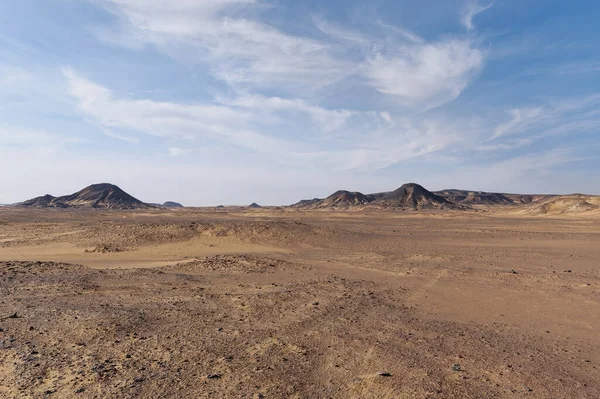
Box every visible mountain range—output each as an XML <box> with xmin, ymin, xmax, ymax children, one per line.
<box><xmin>9</xmin><ymin>182</ymin><xmax>600</xmax><ymax>214</ymax></box>
<box><xmin>293</xmin><ymin>183</ymin><xmax>468</xmax><ymax>210</ymax></box>
<box><xmin>291</xmin><ymin>183</ymin><xmax>600</xmax><ymax>214</ymax></box>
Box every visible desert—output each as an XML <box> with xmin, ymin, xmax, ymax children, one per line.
<box><xmin>1</xmin><ymin>183</ymin><xmax>599</xmax><ymax>398</ymax></box>
<box><xmin>2</xmin><ymin>2</ymin><xmax>600</xmax><ymax>398</ymax></box>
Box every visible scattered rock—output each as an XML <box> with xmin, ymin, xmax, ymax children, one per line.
<box><xmin>1</xmin><ymin>312</ymin><xmax>19</xmax><ymax>321</ymax></box>
<box><xmin>207</xmin><ymin>373</ymin><xmax>222</xmax><ymax>379</ymax></box>
<box><xmin>377</xmin><ymin>371</ymin><xmax>392</xmax><ymax>377</ymax></box>
<box><xmin>452</xmin><ymin>364</ymin><xmax>462</xmax><ymax>372</ymax></box>
<box><xmin>85</xmin><ymin>244</ymin><xmax>124</xmax><ymax>253</ymax></box>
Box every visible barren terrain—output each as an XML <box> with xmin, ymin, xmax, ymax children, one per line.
<box><xmin>0</xmin><ymin>207</ymin><xmax>599</xmax><ymax>398</ymax></box>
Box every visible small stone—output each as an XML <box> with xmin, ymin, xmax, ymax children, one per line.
<box><xmin>207</xmin><ymin>374</ymin><xmax>221</xmax><ymax>379</ymax></box>
<box><xmin>377</xmin><ymin>371</ymin><xmax>392</xmax><ymax>377</ymax></box>
<box><xmin>452</xmin><ymin>364</ymin><xmax>462</xmax><ymax>372</ymax></box>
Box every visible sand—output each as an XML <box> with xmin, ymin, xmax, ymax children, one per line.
<box><xmin>0</xmin><ymin>207</ymin><xmax>599</xmax><ymax>398</ymax></box>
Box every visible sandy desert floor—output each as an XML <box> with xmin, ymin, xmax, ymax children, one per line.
<box><xmin>0</xmin><ymin>207</ymin><xmax>599</xmax><ymax>398</ymax></box>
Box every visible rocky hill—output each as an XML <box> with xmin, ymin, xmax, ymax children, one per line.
<box><xmin>377</xmin><ymin>183</ymin><xmax>461</xmax><ymax>210</ymax></box>
<box><xmin>434</xmin><ymin>189</ymin><xmax>514</xmax><ymax>205</ymax></box>
<box><xmin>162</xmin><ymin>201</ymin><xmax>184</xmax><ymax>208</ymax></box>
<box><xmin>293</xmin><ymin>183</ymin><xmax>466</xmax><ymax>210</ymax></box>
<box><xmin>19</xmin><ymin>184</ymin><xmax>151</xmax><ymax>209</ymax></box>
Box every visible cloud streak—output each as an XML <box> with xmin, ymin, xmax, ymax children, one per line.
<box><xmin>364</xmin><ymin>39</ymin><xmax>484</xmax><ymax>110</ymax></box>
<box><xmin>93</xmin><ymin>0</ymin><xmax>487</xmax><ymax>110</ymax></box>
<box><xmin>460</xmin><ymin>0</ymin><xmax>494</xmax><ymax>32</ymax></box>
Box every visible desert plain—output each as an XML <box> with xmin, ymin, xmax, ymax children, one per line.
<box><xmin>0</xmin><ymin>207</ymin><xmax>599</xmax><ymax>398</ymax></box>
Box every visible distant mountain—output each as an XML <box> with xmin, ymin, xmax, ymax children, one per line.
<box><xmin>434</xmin><ymin>189</ymin><xmax>514</xmax><ymax>205</ymax></box>
<box><xmin>520</xmin><ymin>194</ymin><xmax>600</xmax><ymax>215</ymax></box>
<box><xmin>21</xmin><ymin>194</ymin><xmax>56</xmax><ymax>208</ymax></box>
<box><xmin>322</xmin><ymin>191</ymin><xmax>372</xmax><ymax>207</ymax></box>
<box><xmin>291</xmin><ymin>198</ymin><xmax>322</xmax><ymax>208</ymax></box>
<box><xmin>19</xmin><ymin>183</ymin><xmax>151</xmax><ymax>209</ymax></box>
<box><xmin>248</xmin><ymin>203</ymin><xmax>262</xmax><ymax>208</ymax></box>
<box><xmin>162</xmin><ymin>201</ymin><xmax>184</xmax><ymax>208</ymax></box>
<box><xmin>377</xmin><ymin>183</ymin><xmax>461</xmax><ymax>210</ymax></box>
<box><xmin>294</xmin><ymin>190</ymin><xmax>373</xmax><ymax>209</ymax></box>
<box><xmin>293</xmin><ymin>183</ymin><xmax>464</xmax><ymax>210</ymax></box>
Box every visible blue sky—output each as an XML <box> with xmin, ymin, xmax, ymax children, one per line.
<box><xmin>1</xmin><ymin>0</ymin><xmax>599</xmax><ymax>205</ymax></box>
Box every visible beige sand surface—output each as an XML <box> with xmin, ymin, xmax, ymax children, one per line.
<box><xmin>0</xmin><ymin>208</ymin><xmax>599</xmax><ymax>398</ymax></box>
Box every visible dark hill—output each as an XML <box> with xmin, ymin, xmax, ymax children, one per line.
<box><xmin>435</xmin><ymin>189</ymin><xmax>514</xmax><ymax>205</ymax></box>
<box><xmin>248</xmin><ymin>203</ymin><xmax>262</xmax><ymax>208</ymax></box>
<box><xmin>320</xmin><ymin>190</ymin><xmax>372</xmax><ymax>208</ymax></box>
<box><xmin>163</xmin><ymin>201</ymin><xmax>184</xmax><ymax>208</ymax></box>
<box><xmin>21</xmin><ymin>194</ymin><xmax>56</xmax><ymax>208</ymax></box>
<box><xmin>20</xmin><ymin>184</ymin><xmax>151</xmax><ymax>209</ymax></box>
<box><xmin>292</xmin><ymin>190</ymin><xmax>373</xmax><ymax>209</ymax></box>
<box><xmin>292</xmin><ymin>183</ymin><xmax>464</xmax><ymax>210</ymax></box>
<box><xmin>291</xmin><ymin>198</ymin><xmax>323</xmax><ymax>208</ymax></box>
<box><xmin>377</xmin><ymin>183</ymin><xmax>459</xmax><ymax>209</ymax></box>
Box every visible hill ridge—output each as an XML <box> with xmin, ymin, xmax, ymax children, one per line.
<box><xmin>19</xmin><ymin>183</ymin><xmax>151</xmax><ymax>209</ymax></box>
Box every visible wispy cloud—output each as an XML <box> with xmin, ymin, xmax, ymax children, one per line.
<box><xmin>218</xmin><ymin>94</ymin><xmax>355</xmax><ymax>132</ymax></box>
<box><xmin>377</xmin><ymin>20</ymin><xmax>425</xmax><ymax>44</ymax></box>
<box><xmin>487</xmin><ymin>95</ymin><xmax>600</xmax><ymax>144</ymax></box>
<box><xmin>95</xmin><ymin>0</ymin><xmax>350</xmax><ymax>91</ymax></box>
<box><xmin>93</xmin><ymin>0</ymin><xmax>487</xmax><ymax>111</ymax></box>
<box><xmin>490</xmin><ymin>107</ymin><xmax>544</xmax><ymax>141</ymax></box>
<box><xmin>460</xmin><ymin>0</ymin><xmax>494</xmax><ymax>32</ymax></box>
<box><xmin>364</xmin><ymin>39</ymin><xmax>484</xmax><ymax>110</ymax></box>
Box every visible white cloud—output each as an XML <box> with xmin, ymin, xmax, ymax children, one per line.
<box><xmin>313</xmin><ymin>16</ymin><xmax>372</xmax><ymax>45</ymax></box>
<box><xmin>490</xmin><ymin>107</ymin><xmax>544</xmax><ymax>141</ymax></box>
<box><xmin>63</xmin><ymin>68</ymin><xmax>285</xmax><ymax>150</ymax></box>
<box><xmin>460</xmin><ymin>0</ymin><xmax>494</xmax><ymax>32</ymax></box>
<box><xmin>93</xmin><ymin>1</ymin><xmax>486</xmax><ymax>110</ymax></box>
<box><xmin>487</xmin><ymin>96</ymin><xmax>600</xmax><ymax>144</ymax></box>
<box><xmin>219</xmin><ymin>94</ymin><xmax>355</xmax><ymax>132</ymax></box>
<box><xmin>364</xmin><ymin>39</ymin><xmax>484</xmax><ymax>109</ymax></box>
<box><xmin>376</xmin><ymin>20</ymin><xmax>425</xmax><ymax>44</ymax></box>
<box><xmin>95</xmin><ymin>0</ymin><xmax>350</xmax><ymax>91</ymax></box>
<box><xmin>63</xmin><ymin>68</ymin><xmax>376</xmax><ymax>154</ymax></box>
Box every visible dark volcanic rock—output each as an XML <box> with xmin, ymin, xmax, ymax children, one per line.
<box><xmin>162</xmin><ymin>201</ymin><xmax>184</xmax><ymax>208</ymax></box>
<box><xmin>376</xmin><ymin>183</ymin><xmax>460</xmax><ymax>210</ymax></box>
<box><xmin>435</xmin><ymin>189</ymin><xmax>514</xmax><ymax>205</ymax></box>
<box><xmin>20</xmin><ymin>194</ymin><xmax>56</xmax><ymax>208</ymax></box>
<box><xmin>19</xmin><ymin>183</ymin><xmax>151</xmax><ymax>210</ymax></box>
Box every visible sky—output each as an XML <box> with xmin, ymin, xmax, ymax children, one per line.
<box><xmin>1</xmin><ymin>0</ymin><xmax>599</xmax><ymax>205</ymax></box>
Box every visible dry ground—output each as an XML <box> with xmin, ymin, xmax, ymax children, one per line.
<box><xmin>0</xmin><ymin>207</ymin><xmax>599</xmax><ymax>398</ymax></box>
